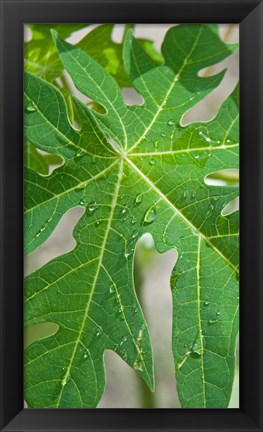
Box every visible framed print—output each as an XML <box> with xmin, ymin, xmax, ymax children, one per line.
<box><xmin>0</xmin><ymin>0</ymin><xmax>262</xmax><ymax>431</ymax></box>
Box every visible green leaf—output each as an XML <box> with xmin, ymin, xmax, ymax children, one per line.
<box><xmin>24</xmin><ymin>24</ymin><xmax>239</xmax><ymax>408</ymax></box>
<box><xmin>24</xmin><ymin>24</ymin><xmax>89</xmax><ymax>82</ymax></box>
<box><xmin>77</xmin><ymin>24</ymin><xmax>163</xmax><ymax>87</ymax></box>
<box><xmin>24</xmin><ymin>142</ymin><xmax>49</xmax><ymax>175</ymax></box>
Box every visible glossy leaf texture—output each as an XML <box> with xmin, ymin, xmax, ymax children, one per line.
<box><xmin>24</xmin><ymin>24</ymin><xmax>239</xmax><ymax>408</ymax></box>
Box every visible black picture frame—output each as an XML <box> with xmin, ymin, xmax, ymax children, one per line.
<box><xmin>0</xmin><ymin>0</ymin><xmax>262</xmax><ymax>430</ymax></box>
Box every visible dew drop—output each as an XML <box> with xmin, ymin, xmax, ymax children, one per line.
<box><xmin>143</xmin><ymin>205</ymin><xmax>156</xmax><ymax>225</ymax></box>
<box><xmin>62</xmin><ymin>374</ymin><xmax>71</xmax><ymax>387</ymax></box>
<box><xmin>167</xmin><ymin>119</ymin><xmax>175</xmax><ymax>126</ymax></box>
<box><xmin>120</xmin><ymin>336</ymin><xmax>127</xmax><ymax>347</ymax></box>
<box><xmin>131</xmin><ymin>216</ymin><xmax>137</xmax><ymax>224</ymax></box>
<box><xmin>95</xmin><ymin>220</ymin><xmax>100</xmax><ymax>227</ymax></box>
<box><xmin>87</xmin><ymin>202</ymin><xmax>100</xmax><ymax>214</ymax></box>
<box><xmin>25</xmin><ymin>103</ymin><xmax>36</xmax><ymax>113</ymax></box>
<box><xmin>76</xmin><ymin>150</ymin><xmax>85</xmax><ymax>158</ymax></box>
<box><xmin>132</xmin><ymin>230</ymin><xmax>138</xmax><ymax>239</ymax></box>
<box><xmin>149</xmin><ymin>158</ymin><xmax>155</xmax><ymax>165</ymax></box>
<box><xmin>135</xmin><ymin>193</ymin><xmax>143</xmax><ymax>205</ymax></box>
<box><xmin>203</xmin><ymin>301</ymin><xmax>210</xmax><ymax>307</ymax></box>
<box><xmin>123</xmin><ymin>353</ymin><xmax>128</xmax><ymax>361</ymax></box>
<box><xmin>76</xmin><ymin>183</ymin><xmax>86</xmax><ymax>190</ymax></box>
<box><xmin>122</xmin><ymin>208</ymin><xmax>127</xmax><ymax>215</ymax></box>
<box><xmin>109</xmin><ymin>285</ymin><xmax>115</xmax><ymax>294</ymax></box>
<box><xmin>190</xmin><ymin>333</ymin><xmax>202</xmax><ymax>356</ymax></box>
<box><xmin>191</xmin><ymin>192</ymin><xmax>196</xmax><ymax>199</ymax></box>
<box><xmin>96</xmin><ymin>328</ymin><xmax>102</xmax><ymax>337</ymax></box>
<box><xmin>184</xmin><ymin>343</ymin><xmax>187</xmax><ymax>348</ymax></box>
<box><xmin>160</xmin><ymin>132</ymin><xmax>167</xmax><ymax>138</ymax></box>
<box><xmin>133</xmin><ymin>360</ymin><xmax>143</xmax><ymax>371</ymax></box>
<box><xmin>79</xmin><ymin>199</ymin><xmax>85</xmax><ymax>205</ymax></box>
<box><xmin>216</xmin><ymin>311</ymin><xmax>221</xmax><ymax>316</ymax></box>
<box><xmin>183</xmin><ymin>190</ymin><xmax>190</xmax><ymax>199</ymax></box>
<box><xmin>205</xmin><ymin>204</ymin><xmax>214</xmax><ymax>217</ymax></box>
<box><xmin>154</xmin><ymin>140</ymin><xmax>159</xmax><ymax>148</ymax></box>
<box><xmin>133</xmin><ymin>304</ymin><xmax>138</xmax><ymax>314</ymax></box>
<box><xmin>208</xmin><ymin>319</ymin><xmax>218</xmax><ymax>325</ymax></box>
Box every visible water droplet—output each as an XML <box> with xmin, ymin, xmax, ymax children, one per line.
<box><xmin>162</xmin><ymin>98</ymin><xmax>167</xmax><ymax>106</ymax></box>
<box><xmin>131</xmin><ymin>216</ymin><xmax>137</xmax><ymax>224</ymax></box>
<box><xmin>76</xmin><ymin>150</ymin><xmax>85</xmax><ymax>158</ymax></box>
<box><xmin>208</xmin><ymin>319</ymin><xmax>218</xmax><ymax>325</ymax></box>
<box><xmin>191</xmin><ymin>192</ymin><xmax>196</xmax><ymax>199</ymax></box>
<box><xmin>216</xmin><ymin>311</ymin><xmax>221</xmax><ymax>316</ymax></box>
<box><xmin>96</xmin><ymin>328</ymin><xmax>102</xmax><ymax>337</ymax></box>
<box><xmin>122</xmin><ymin>208</ymin><xmax>127</xmax><ymax>215</ymax></box>
<box><xmin>124</xmin><ymin>251</ymin><xmax>132</xmax><ymax>259</ymax></box>
<box><xmin>149</xmin><ymin>158</ymin><xmax>156</xmax><ymax>165</ymax></box>
<box><xmin>190</xmin><ymin>332</ymin><xmax>202</xmax><ymax>356</ymax></box>
<box><xmin>154</xmin><ymin>140</ymin><xmax>159</xmax><ymax>148</ymax></box>
<box><xmin>133</xmin><ymin>304</ymin><xmax>138</xmax><ymax>314</ymax></box>
<box><xmin>40</xmin><ymin>225</ymin><xmax>45</xmax><ymax>232</ymax></box>
<box><xmin>25</xmin><ymin>103</ymin><xmax>36</xmax><ymax>113</ymax></box>
<box><xmin>167</xmin><ymin>119</ymin><xmax>175</xmax><ymax>126</ymax></box>
<box><xmin>62</xmin><ymin>374</ymin><xmax>71</xmax><ymax>387</ymax></box>
<box><xmin>83</xmin><ymin>352</ymin><xmax>88</xmax><ymax>359</ymax></box>
<box><xmin>123</xmin><ymin>353</ymin><xmax>128</xmax><ymax>361</ymax></box>
<box><xmin>184</xmin><ymin>343</ymin><xmax>187</xmax><ymax>348</ymax></box>
<box><xmin>143</xmin><ymin>205</ymin><xmax>156</xmax><ymax>225</ymax></box>
<box><xmin>237</xmin><ymin>296</ymin><xmax>239</xmax><ymax>300</ymax></box>
<box><xmin>120</xmin><ymin>336</ymin><xmax>127</xmax><ymax>347</ymax></box>
<box><xmin>109</xmin><ymin>285</ymin><xmax>115</xmax><ymax>294</ymax></box>
<box><xmin>160</xmin><ymin>132</ymin><xmax>167</xmax><ymax>138</ymax></box>
<box><xmin>87</xmin><ymin>201</ymin><xmax>100</xmax><ymax>214</ymax></box>
<box><xmin>206</xmin><ymin>204</ymin><xmax>214</xmax><ymax>217</ymax></box>
<box><xmin>79</xmin><ymin>199</ymin><xmax>85</xmax><ymax>205</ymax></box>
<box><xmin>95</xmin><ymin>220</ymin><xmax>100</xmax><ymax>227</ymax></box>
<box><xmin>132</xmin><ymin>230</ymin><xmax>138</xmax><ymax>239</ymax></box>
<box><xmin>76</xmin><ymin>182</ymin><xmax>86</xmax><ymax>190</ymax></box>
<box><xmin>135</xmin><ymin>193</ymin><xmax>143</xmax><ymax>205</ymax></box>
<box><xmin>183</xmin><ymin>190</ymin><xmax>190</xmax><ymax>199</ymax></box>
<box><xmin>133</xmin><ymin>360</ymin><xmax>143</xmax><ymax>371</ymax></box>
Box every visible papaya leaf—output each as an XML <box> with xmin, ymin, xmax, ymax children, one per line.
<box><xmin>24</xmin><ymin>24</ymin><xmax>239</xmax><ymax>408</ymax></box>
<box><xmin>24</xmin><ymin>24</ymin><xmax>89</xmax><ymax>82</ymax></box>
<box><xmin>24</xmin><ymin>142</ymin><xmax>49</xmax><ymax>175</ymax></box>
<box><xmin>77</xmin><ymin>24</ymin><xmax>163</xmax><ymax>87</ymax></box>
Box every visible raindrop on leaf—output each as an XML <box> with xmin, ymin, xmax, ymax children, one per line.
<box><xmin>143</xmin><ymin>205</ymin><xmax>156</xmax><ymax>225</ymax></box>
